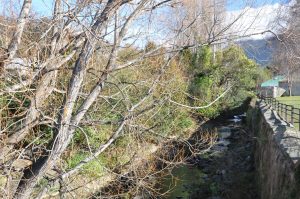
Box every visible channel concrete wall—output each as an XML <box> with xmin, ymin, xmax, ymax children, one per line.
<box><xmin>247</xmin><ymin>99</ymin><xmax>300</xmax><ymax>199</ymax></box>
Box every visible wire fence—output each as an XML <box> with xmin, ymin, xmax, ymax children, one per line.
<box><xmin>263</xmin><ymin>97</ymin><xmax>300</xmax><ymax>131</ymax></box>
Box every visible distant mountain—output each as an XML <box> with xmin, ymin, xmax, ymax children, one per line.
<box><xmin>237</xmin><ymin>37</ymin><xmax>280</xmax><ymax>66</ymax></box>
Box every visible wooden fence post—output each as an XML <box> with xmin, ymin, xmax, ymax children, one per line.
<box><xmin>285</xmin><ymin>105</ymin><xmax>287</xmax><ymax>121</ymax></box>
<box><xmin>291</xmin><ymin>106</ymin><xmax>294</xmax><ymax>125</ymax></box>
<box><xmin>267</xmin><ymin>98</ymin><xmax>300</xmax><ymax>131</ymax></box>
<box><xmin>298</xmin><ymin>109</ymin><xmax>300</xmax><ymax>131</ymax></box>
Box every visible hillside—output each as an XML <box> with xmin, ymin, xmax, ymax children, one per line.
<box><xmin>238</xmin><ymin>37</ymin><xmax>280</xmax><ymax>66</ymax></box>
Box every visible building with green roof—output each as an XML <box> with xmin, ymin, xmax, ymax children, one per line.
<box><xmin>260</xmin><ymin>75</ymin><xmax>286</xmax><ymax>97</ymax></box>
<box><xmin>261</xmin><ymin>75</ymin><xmax>285</xmax><ymax>88</ymax></box>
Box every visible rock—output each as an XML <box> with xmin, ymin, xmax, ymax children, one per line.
<box><xmin>218</xmin><ymin>140</ymin><xmax>230</xmax><ymax>147</ymax></box>
<box><xmin>218</xmin><ymin>127</ymin><xmax>232</xmax><ymax>139</ymax></box>
<box><xmin>12</xmin><ymin>159</ymin><xmax>32</xmax><ymax>170</ymax></box>
<box><xmin>202</xmin><ymin>174</ymin><xmax>209</xmax><ymax>178</ymax></box>
<box><xmin>212</xmin><ymin>175</ymin><xmax>222</xmax><ymax>182</ymax></box>
<box><xmin>46</xmin><ymin>169</ymin><xmax>59</xmax><ymax>178</ymax></box>
<box><xmin>221</xmin><ymin>170</ymin><xmax>226</xmax><ymax>175</ymax></box>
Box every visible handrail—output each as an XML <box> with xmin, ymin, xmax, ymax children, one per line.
<box><xmin>262</xmin><ymin>97</ymin><xmax>300</xmax><ymax>131</ymax></box>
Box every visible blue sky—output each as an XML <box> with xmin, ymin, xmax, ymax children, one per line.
<box><xmin>32</xmin><ymin>0</ymin><xmax>291</xmax><ymax>13</ymax></box>
<box><xmin>227</xmin><ymin>0</ymin><xmax>291</xmax><ymax>11</ymax></box>
<box><xmin>32</xmin><ymin>0</ymin><xmax>53</xmax><ymax>16</ymax></box>
<box><xmin>0</xmin><ymin>0</ymin><xmax>292</xmax><ymax>17</ymax></box>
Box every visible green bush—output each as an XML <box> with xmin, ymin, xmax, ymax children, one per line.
<box><xmin>187</xmin><ymin>45</ymin><xmax>263</xmax><ymax>118</ymax></box>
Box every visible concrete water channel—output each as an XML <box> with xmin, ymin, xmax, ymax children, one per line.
<box><xmin>160</xmin><ymin>114</ymin><xmax>259</xmax><ymax>199</ymax></box>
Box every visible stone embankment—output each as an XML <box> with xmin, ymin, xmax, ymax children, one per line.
<box><xmin>247</xmin><ymin>99</ymin><xmax>300</xmax><ymax>199</ymax></box>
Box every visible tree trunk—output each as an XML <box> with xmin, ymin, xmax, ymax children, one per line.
<box><xmin>7</xmin><ymin>0</ymin><xmax>32</xmax><ymax>59</ymax></box>
<box><xmin>13</xmin><ymin>1</ymin><xmax>127</xmax><ymax>198</ymax></box>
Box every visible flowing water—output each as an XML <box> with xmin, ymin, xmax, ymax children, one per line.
<box><xmin>160</xmin><ymin>114</ymin><xmax>259</xmax><ymax>199</ymax></box>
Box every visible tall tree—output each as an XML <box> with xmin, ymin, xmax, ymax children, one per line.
<box><xmin>272</xmin><ymin>0</ymin><xmax>300</xmax><ymax>95</ymax></box>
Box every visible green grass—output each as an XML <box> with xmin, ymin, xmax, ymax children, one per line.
<box><xmin>276</xmin><ymin>96</ymin><xmax>300</xmax><ymax>130</ymax></box>
<box><xmin>276</xmin><ymin>96</ymin><xmax>300</xmax><ymax>108</ymax></box>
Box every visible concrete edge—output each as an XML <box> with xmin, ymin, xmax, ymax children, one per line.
<box><xmin>258</xmin><ymin>101</ymin><xmax>300</xmax><ymax>166</ymax></box>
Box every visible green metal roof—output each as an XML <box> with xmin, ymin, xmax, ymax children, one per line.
<box><xmin>261</xmin><ymin>75</ymin><xmax>285</xmax><ymax>87</ymax></box>
<box><xmin>261</xmin><ymin>79</ymin><xmax>279</xmax><ymax>87</ymax></box>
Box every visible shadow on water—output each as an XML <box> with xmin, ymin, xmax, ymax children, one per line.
<box><xmin>159</xmin><ymin>98</ymin><xmax>259</xmax><ymax>199</ymax></box>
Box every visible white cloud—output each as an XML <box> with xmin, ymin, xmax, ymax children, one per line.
<box><xmin>122</xmin><ymin>1</ymin><xmax>297</xmax><ymax>48</ymax></box>
<box><xmin>224</xmin><ymin>1</ymin><xmax>295</xmax><ymax>40</ymax></box>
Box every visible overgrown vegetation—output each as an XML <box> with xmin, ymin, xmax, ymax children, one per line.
<box><xmin>0</xmin><ymin>40</ymin><xmax>268</xmax><ymax>198</ymax></box>
<box><xmin>185</xmin><ymin>45</ymin><xmax>266</xmax><ymax>118</ymax></box>
<box><xmin>0</xmin><ymin>0</ymin><xmax>272</xmax><ymax>198</ymax></box>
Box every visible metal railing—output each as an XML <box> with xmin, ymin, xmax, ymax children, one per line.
<box><xmin>263</xmin><ymin>97</ymin><xmax>300</xmax><ymax>131</ymax></box>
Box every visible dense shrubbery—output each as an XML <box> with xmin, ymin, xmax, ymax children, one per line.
<box><xmin>186</xmin><ymin>45</ymin><xmax>267</xmax><ymax>118</ymax></box>
<box><xmin>0</xmin><ymin>37</ymin><xmax>268</xmax><ymax>196</ymax></box>
<box><xmin>0</xmin><ymin>1</ymin><xmax>275</xmax><ymax>197</ymax></box>
<box><xmin>0</xmin><ymin>43</ymin><xmax>267</xmax><ymax>180</ymax></box>
<box><xmin>58</xmin><ymin>43</ymin><xmax>196</xmax><ymax>177</ymax></box>
<box><xmin>0</xmin><ymin>39</ymin><xmax>197</xmax><ymax>188</ymax></box>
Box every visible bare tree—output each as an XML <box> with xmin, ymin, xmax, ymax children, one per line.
<box><xmin>0</xmin><ymin>0</ymin><xmax>279</xmax><ymax>198</ymax></box>
<box><xmin>0</xmin><ymin>0</ymin><xmax>194</xmax><ymax>198</ymax></box>
<box><xmin>271</xmin><ymin>0</ymin><xmax>300</xmax><ymax>96</ymax></box>
<box><xmin>7</xmin><ymin>0</ymin><xmax>32</xmax><ymax>59</ymax></box>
